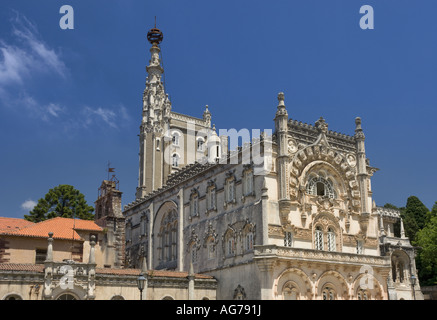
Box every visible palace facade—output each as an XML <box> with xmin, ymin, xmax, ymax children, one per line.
<box><xmin>122</xmin><ymin>25</ymin><xmax>423</xmax><ymax>300</ymax></box>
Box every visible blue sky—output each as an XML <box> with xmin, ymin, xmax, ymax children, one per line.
<box><xmin>0</xmin><ymin>0</ymin><xmax>436</xmax><ymax>219</ymax></box>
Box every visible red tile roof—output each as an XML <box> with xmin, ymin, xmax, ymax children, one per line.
<box><xmin>0</xmin><ymin>263</ymin><xmax>44</xmax><ymax>273</ymax></box>
<box><xmin>0</xmin><ymin>217</ymin><xmax>102</xmax><ymax>241</ymax></box>
<box><xmin>95</xmin><ymin>267</ymin><xmax>215</xmax><ymax>279</ymax></box>
<box><xmin>0</xmin><ymin>263</ymin><xmax>214</xmax><ymax>280</ymax></box>
<box><xmin>0</xmin><ymin>217</ymin><xmax>34</xmax><ymax>232</ymax></box>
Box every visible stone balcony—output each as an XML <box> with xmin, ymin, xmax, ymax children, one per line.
<box><xmin>254</xmin><ymin>245</ymin><xmax>390</xmax><ymax>268</ymax></box>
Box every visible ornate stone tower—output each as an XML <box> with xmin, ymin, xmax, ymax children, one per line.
<box><xmin>94</xmin><ymin>177</ymin><xmax>125</xmax><ymax>268</ymax></box>
<box><xmin>136</xmin><ymin>25</ymin><xmax>172</xmax><ymax>199</ymax></box>
<box><xmin>274</xmin><ymin>92</ymin><xmax>292</xmax><ymax>225</ymax></box>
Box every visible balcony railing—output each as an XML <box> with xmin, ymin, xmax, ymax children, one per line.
<box><xmin>254</xmin><ymin>245</ymin><xmax>390</xmax><ymax>267</ymax></box>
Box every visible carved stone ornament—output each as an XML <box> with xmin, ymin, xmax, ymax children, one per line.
<box><xmin>316</xmin><ymin>196</ymin><xmax>335</xmax><ymax>214</ymax></box>
<box><xmin>287</xmin><ymin>138</ymin><xmax>298</xmax><ymax>155</ymax></box>
<box><xmin>346</xmin><ymin>154</ymin><xmax>357</xmax><ymax>167</ymax></box>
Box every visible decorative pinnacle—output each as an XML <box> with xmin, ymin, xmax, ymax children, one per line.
<box><xmin>354</xmin><ymin>117</ymin><xmax>365</xmax><ymax>139</ymax></box>
<box><xmin>277</xmin><ymin>92</ymin><xmax>285</xmax><ymax>106</ymax></box>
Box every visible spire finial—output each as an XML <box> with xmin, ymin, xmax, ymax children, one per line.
<box><xmin>147</xmin><ymin>21</ymin><xmax>163</xmax><ymax>45</ymax></box>
<box><xmin>354</xmin><ymin>117</ymin><xmax>365</xmax><ymax>139</ymax></box>
<box><xmin>277</xmin><ymin>92</ymin><xmax>285</xmax><ymax>106</ymax></box>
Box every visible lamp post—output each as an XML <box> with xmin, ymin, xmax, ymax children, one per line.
<box><xmin>137</xmin><ymin>272</ymin><xmax>146</xmax><ymax>300</ymax></box>
<box><xmin>410</xmin><ymin>275</ymin><xmax>417</xmax><ymax>300</ymax></box>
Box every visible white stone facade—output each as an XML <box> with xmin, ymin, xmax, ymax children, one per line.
<box><xmin>123</xmin><ymin>26</ymin><xmax>423</xmax><ymax>300</ymax></box>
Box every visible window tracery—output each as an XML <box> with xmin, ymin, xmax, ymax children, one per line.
<box><xmin>322</xmin><ymin>285</ymin><xmax>336</xmax><ymax>300</ymax></box>
<box><xmin>306</xmin><ymin>176</ymin><xmax>336</xmax><ymax>199</ymax></box>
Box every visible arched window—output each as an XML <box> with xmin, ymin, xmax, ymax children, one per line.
<box><xmin>57</xmin><ymin>293</ymin><xmax>77</xmax><ymax>300</ymax></box>
<box><xmin>207</xmin><ymin>237</ymin><xmax>216</xmax><ymax>259</ymax></box>
<box><xmin>283</xmin><ymin>283</ymin><xmax>299</xmax><ymax>300</ymax></box>
<box><xmin>327</xmin><ymin>228</ymin><xmax>336</xmax><ymax>252</ymax></box>
<box><xmin>4</xmin><ymin>294</ymin><xmax>23</xmax><ymax>300</ymax></box>
<box><xmin>322</xmin><ymin>286</ymin><xmax>336</xmax><ymax>300</ymax></box>
<box><xmin>158</xmin><ymin>210</ymin><xmax>178</xmax><ymax>264</ymax></box>
<box><xmin>172</xmin><ymin>132</ymin><xmax>180</xmax><ymax>146</ymax></box>
<box><xmin>207</xmin><ymin>186</ymin><xmax>216</xmax><ymax>211</ymax></box>
<box><xmin>357</xmin><ymin>289</ymin><xmax>369</xmax><ymax>300</ymax></box>
<box><xmin>190</xmin><ymin>194</ymin><xmax>198</xmax><ymax>217</ymax></box>
<box><xmin>197</xmin><ymin>137</ymin><xmax>205</xmax><ymax>151</ymax></box>
<box><xmin>245</xmin><ymin>232</ymin><xmax>254</xmax><ymax>251</ymax></box>
<box><xmin>172</xmin><ymin>153</ymin><xmax>180</xmax><ymax>167</ymax></box>
<box><xmin>226</xmin><ymin>179</ymin><xmax>235</xmax><ymax>203</ymax></box>
<box><xmin>243</xmin><ymin>170</ymin><xmax>254</xmax><ymax>196</ymax></box>
<box><xmin>315</xmin><ymin>226</ymin><xmax>324</xmax><ymax>250</ymax></box>
<box><xmin>306</xmin><ymin>176</ymin><xmax>336</xmax><ymax>199</ymax></box>
<box><xmin>191</xmin><ymin>243</ymin><xmax>198</xmax><ymax>263</ymax></box>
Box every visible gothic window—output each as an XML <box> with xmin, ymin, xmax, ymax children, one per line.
<box><xmin>243</xmin><ymin>169</ymin><xmax>254</xmax><ymax>196</ymax></box>
<box><xmin>284</xmin><ymin>231</ymin><xmax>293</xmax><ymax>247</ymax></box>
<box><xmin>207</xmin><ymin>186</ymin><xmax>216</xmax><ymax>211</ymax></box>
<box><xmin>171</xmin><ymin>228</ymin><xmax>177</xmax><ymax>260</ymax></box>
<box><xmin>207</xmin><ymin>237</ymin><xmax>216</xmax><ymax>260</ymax></box>
<box><xmin>226</xmin><ymin>178</ymin><xmax>236</xmax><ymax>203</ymax></box>
<box><xmin>172</xmin><ymin>153</ymin><xmax>180</xmax><ymax>167</ymax></box>
<box><xmin>327</xmin><ymin>228</ymin><xmax>336</xmax><ymax>252</ymax></box>
<box><xmin>156</xmin><ymin>138</ymin><xmax>161</xmax><ymax>151</ymax></box>
<box><xmin>322</xmin><ymin>286</ymin><xmax>336</xmax><ymax>300</ymax></box>
<box><xmin>140</xmin><ymin>213</ymin><xmax>148</xmax><ymax>237</ymax></box>
<box><xmin>125</xmin><ymin>220</ymin><xmax>132</xmax><ymax>243</ymax></box>
<box><xmin>227</xmin><ymin>238</ymin><xmax>235</xmax><ymax>256</ymax></box>
<box><xmin>4</xmin><ymin>294</ymin><xmax>23</xmax><ymax>300</ymax></box>
<box><xmin>245</xmin><ymin>232</ymin><xmax>254</xmax><ymax>251</ymax></box>
<box><xmin>315</xmin><ymin>226</ymin><xmax>324</xmax><ymax>250</ymax></box>
<box><xmin>190</xmin><ymin>243</ymin><xmax>198</xmax><ymax>263</ymax></box>
<box><xmin>190</xmin><ymin>189</ymin><xmax>199</xmax><ymax>218</ymax></box>
<box><xmin>283</xmin><ymin>283</ymin><xmax>299</xmax><ymax>300</ymax></box>
<box><xmin>233</xmin><ymin>285</ymin><xmax>246</xmax><ymax>300</ymax></box>
<box><xmin>159</xmin><ymin>210</ymin><xmax>178</xmax><ymax>264</ymax></box>
<box><xmin>56</xmin><ymin>294</ymin><xmax>77</xmax><ymax>300</ymax></box>
<box><xmin>306</xmin><ymin>176</ymin><xmax>336</xmax><ymax>199</ymax></box>
<box><xmin>357</xmin><ymin>289</ymin><xmax>369</xmax><ymax>300</ymax></box>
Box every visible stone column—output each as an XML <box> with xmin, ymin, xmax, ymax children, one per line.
<box><xmin>178</xmin><ymin>188</ymin><xmax>184</xmax><ymax>272</ymax></box>
<box><xmin>256</xmin><ymin>258</ymin><xmax>276</xmax><ymax>300</ymax></box>
<box><xmin>43</xmin><ymin>232</ymin><xmax>54</xmax><ymax>300</ymax></box>
<box><xmin>87</xmin><ymin>235</ymin><xmax>97</xmax><ymax>300</ymax></box>
<box><xmin>188</xmin><ymin>262</ymin><xmax>195</xmax><ymax>300</ymax></box>
<box><xmin>261</xmin><ymin>179</ymin><xmax>269</xmax><ymax>245</ymax></box>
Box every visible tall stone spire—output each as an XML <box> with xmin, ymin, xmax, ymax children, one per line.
<box><xmin>274</xmin><ymin>92</ymin><xmax>292</xmax><ymax>225</ymax></box>
<box><xmin>137</xmin><ymin>24</ymin><xmax>172</xmax><ymax>199</ymax></box>
<box><xmin>354</xmin><ymin>117</ymin><xmax>371</xmax><ymax>232</ymax></box>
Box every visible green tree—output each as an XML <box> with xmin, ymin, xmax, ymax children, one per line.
<box><xmin>415</xmin><ymin>202</ymin><xmax>437</xmax><ymax>285</ymax></box>
<box><xmin>24</xmin><ymin>185</ymin><xmax>94</xmax><ymax>222</ymax></box>
<box><xmin>401</xmin><ymin>196</ymin><xmax>429</xmax><ymax>242</ymax></box>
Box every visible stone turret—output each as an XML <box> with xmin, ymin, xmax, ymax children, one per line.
<box><xmin>94</xmin><ymin>178</ymin><xmax>125</xmax><ymax>268</ymax></box>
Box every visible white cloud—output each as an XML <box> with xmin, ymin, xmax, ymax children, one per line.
<box><xmin>0</xmin><ymin>12</ymin><xmax>67</xmax><ymax>87</ymax></box>
<box><xmin>82</xmin><ymin>105</ymin><xmax>131</xmax><ymax>129</ymax></box>
<box><xmin>21</xmin><ymin>199</ymin><xmax>37</xmax><ymax>211</ymax></box>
